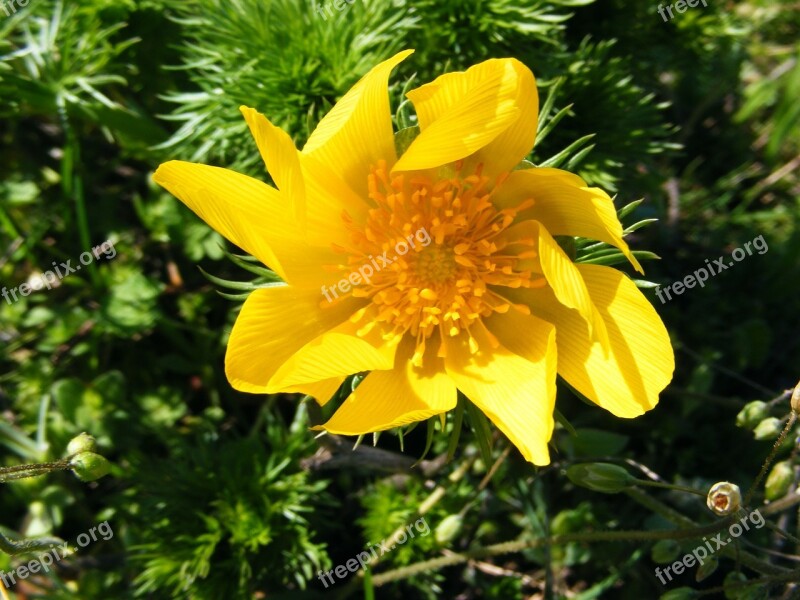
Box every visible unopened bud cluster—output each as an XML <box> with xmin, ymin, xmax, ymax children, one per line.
<box><xmin>736</xmin><ymin>400</ymin><xmax>792</xmax><ymax>441</ymax></box>
<box><xmin>66</xmin><ymin>433</ymin><xmax>110</xmax><ymax>482</ymax></box>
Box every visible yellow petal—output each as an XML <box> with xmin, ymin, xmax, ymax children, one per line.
<box><xmin>225</xmin><ymin>285</ymin><xmax>365</xmax><ymax>397</ymax></box>
<box><xmin>303</xmin><ymin>49</ymin><xmax>414</xmax><ymax>198</ymax></box>
<box><xmin>516</xmin><ymin>264</ymin><xmax>674</xmax><ymax>417</ymax></box>
<box><xmin>283</xmin><ymin>378</ymin><xmax>344</xmax><ymax>406</ymax></box>
<box><xmin>318</xmin><ymin>335</ymin><xmax>457</xmax><ymax>434</ymax></box>
<box><xmin>299</xmin><ymin>151</ymin><xmax>371</xmax><ymax>244</ymax></box>
<box><xmin>267</xmin><ymin>307</ymin><xmax>401</xmax><ymax>392</ymax></box>
<box><xmin>153</xmin><ymin>160</ymin><xmax>290</xmax><ymax>280</ymax></box>
<box><xmin>395</xmin><ymin>58</ymin><xmax>537</xmax><ymax>177</ymax></box>
<box><xmin>240</xmin><ymin>106</ymin><xmax>306</xmax><ymax>226</ymax></box>
<box><xmin>497</xmin><ymin>219</ymin><xmax>608</xmax><ymax>350</ymax></box>
<box><xmin>153</xmin><ymin>160</ymin><xmax>343</xmax><ymax>289</ymax></box>
<box><xmin>444</xmin><ymin>319</ymin><xmax>557</xmax><ymax>465</ymax></box>
<box><xmin>492</xmin><ymin>167</ymin><xmax>643</xmax><ymax>273</ymax></box>
<box><xmin>240</xmin><ymin>106</ymin><xmax>369</xmax><ymax>247</ymax></box>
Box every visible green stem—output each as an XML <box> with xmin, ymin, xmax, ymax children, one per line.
<box><xmin>696</xmin><ymin>567</ymin><xmax>800</xmax><ymax>596</ymax></box>
<box><xmin>627</xmin><ymin>490</ymin><xmax>784</xmax><ymax>577</ymax></box>
<box><xmin>633</xmin><ymin>478</ymin><xmax>706</xmax><ymax>497</ymax></box>
<box><xmin>0</xmin><ymin>459</ymin><xmax>71</xmax><ymax>483</ymax></box>
<box><xmin>0</xmin><ymin>531</ymin><xmax>64</xmax><ymax>557</ymax></box>
<box><xmin>625</xmin><ymin>487</ymin><xmax>697</xmax><ymax>528</ymax></box>
<box><xmin>761</xmin><ymin>517</ymin><xmax>800</xmax><ymax>546</ymax></box>
<box><xmin>353</xmin><ymin>485</ymin><xmax>790</xmax><ymax>593</ymax></box>
<box><xmin>336</xmin><ymin>455</ymin><xmax>476</xmax><ymax>600</ymax></box>
<box><xmin>365</xmin><ymin>520</ymin><xmax>789</xmax><ymax>590</ymax></box>
<box><xmin>364</xmin><ymin>524</ymin><xmax>740</xmax><ymax>588</ymax></box>
<box><xmin>56</xmin><ymin>95</ymin><xmax>99</xmax><ymax>288</ymax></box>
<box><xmin>745</xmin><ymin>411</ymin><xmax>797</xmax><ymax>506</ymax></box>
<box><xmin>762</xmin><ymin>492</ymin><xmax>800</xmax><ymax>516</ymax></box>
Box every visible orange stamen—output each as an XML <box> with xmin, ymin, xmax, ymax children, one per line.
<box><xmin>327</xmin><ymin>161</ymin><xmax>543</xmax><ymax>365</ymax></box>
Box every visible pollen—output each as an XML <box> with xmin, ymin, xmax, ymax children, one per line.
<box><xmin>334</xmin><ymin>159</ymin><xmax>545</xmax><ymax>366</ymax></box>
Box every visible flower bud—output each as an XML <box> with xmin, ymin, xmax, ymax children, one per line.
<box><xmin>765</xmin><ymin>461</ymin><xmax>794</xmax><ymax>501</ymax></box>
<box><xmin>695</xmin><ymin>557</ymin><xmax>718</xmax><ymax>582</ymax></box>
<box><xmin>707</xmin><ymin>481</ymin><xmax>741</xmax><ymax>516</ymax></box>
<box><xmin>434</xmin><ymin>514</ymin><xmax>463</xmax><ymax>545</ymax></box>
<box><xmin>651</xmin><ymin>539</ymin><xmax>682</xmax><ymax>564</ymax></box>
<box><xmin>394</xmin><ymin>126</ymin><xmax>420</xmax><ymax>156</ymax></box>
<box><xmin>69</xmin><ymin>452</ymin><xmax>111</xmax><ymax>482</ymax></box>
<box><xmin>792</xmin><ymin>381</ymin><xmax>800</xmax><ymax>414</ymax></box>
<box><xmin>66</xmin><ymin>432</ymin><xmax>97</xmax><ymax>456</ymax></box>
<box><xmin>735</xmin><ymin>401</ymin><xmax>769</xmax><ymax>430</ymax></box>
<box><xmin>753</xmin><ymin>417</ymin><xmax>783</xmax><ymax>440</ymax></box>
<box><xmin>566</xmin><ymin>463</ymin><xmax>634</xmax><ymax>494</ymax></box>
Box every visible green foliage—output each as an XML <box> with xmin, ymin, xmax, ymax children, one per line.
<box><xmin>0</xmin><ymin>0</ymin><xmax>798</xmax><ymax>597</ymax></box>
<box><xmin>358</xmin><ymin>479</ymin><xmax>442</xmax><ymax>565</ymax></box>
<box><xmin>0</xmin><ymin>0</ymin><xmax>166</xmax><ymax>152</ymax></box>
<box><xmin>0</xmin><ymin>0</ymin><xmax>134</xmax><ymax>118</ymax></box>
<box><xmin>548</xmin><ymin>38</ymin><xmax>679</xmax><ymax>191</ymax></box>
<box><xmin>407</xmin><ymin>0</ymin><xmax>594</xmax><ymax>63</ymax></box>
<box><xmin>129</xmin><ymin>407</ymin><xmax>331</xmax><ymax>597</ymax></box>
<box><xmin>158</xmin><ymin>0</ymin><xmax>415</xmax><ymax>175</ymax></box>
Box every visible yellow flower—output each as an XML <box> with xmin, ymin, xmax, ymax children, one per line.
<box><xmin>154</xmin><ymin>50</ymin><xmax>674</xmax><ymax>465</ymax></box>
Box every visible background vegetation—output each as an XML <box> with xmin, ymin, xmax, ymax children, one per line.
<box><xmin>0</xmin><ymin>0</ymin><xmax>798</xmax><ymax>597</ymax></box>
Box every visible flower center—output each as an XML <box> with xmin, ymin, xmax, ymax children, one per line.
<box><xmin>413</xmin><ymin>245</ymin><xmax>457</xmax><ymax>284</ymax></box>
<box><xmin>331</xmin><ymin>160</ymin><xmax>544</xmax><ymax>366</ymax></box>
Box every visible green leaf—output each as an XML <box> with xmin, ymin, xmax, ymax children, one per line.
<box><xmin>446</xmin><ymin>396</ymin><xmax>465</xmax><ymax>462</ymax></box>
<box><xmin>465</xmin><ymin>398</ymin><xmax>494</xmax><ymax>466</ymax></box>
<box><xmin>394</xmin><ymin>125</ymin><xmax>420</xmax><ymax>157</ymax></box>
<box><xmin>558</xmin><ymin>428</ymin><xmax>629</xmax><ymax>457</ymax></box>
<box><xmin>577</xmin><ymin>250</ymin><xmax>660</xmax><ymax>267</ymax></box>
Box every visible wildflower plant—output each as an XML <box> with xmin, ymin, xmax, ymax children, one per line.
<box><xmin>2</xmin><ymin>0</ymin><xmax>799</xmax><ymax>597</ymax></box>
<box><xmin>155</xmin><ymin>51</ymin><xmax>675</xmax><ymax>465</ymax></box>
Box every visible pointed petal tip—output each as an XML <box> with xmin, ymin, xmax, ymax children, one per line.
<box><xmin>152</xmin><ymin>160</ymin><xmax>181</xmax><ymax>186</ymax></box>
